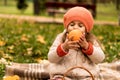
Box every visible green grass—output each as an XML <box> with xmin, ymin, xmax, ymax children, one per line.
<box><xmin>0</xmin><ymin>18</ymin><xmax>120</xmax><ymax>79</ymax></box>
<box><xmin>0</xmin><ymin>19</ymin><xmax>120</xmax><ymax>63</ymax></box>
<box><xmin>92</xmin><ymin>25</ymin><xmax>120</xmax><ymax>62</ymax></box>
<box><xmin>0</xmin><ymin>19</ymin><xmax>64</xmax><ymax>61</ymax></box>
<box><xmin>0</xmin><ymin>18</ymin><xmax>64</xmax><ymax>79</ymax></box>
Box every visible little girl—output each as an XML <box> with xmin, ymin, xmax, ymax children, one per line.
<box><xmin>48</xmin><ymin>7</ymin><xmax>105</xmax><ymax>80</ymax></box>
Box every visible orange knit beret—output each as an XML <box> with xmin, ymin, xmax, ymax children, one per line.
<box><xmin>63</xmin><ymin>7</ymin><xmax>94</xmax><ymax>32</ymax></box>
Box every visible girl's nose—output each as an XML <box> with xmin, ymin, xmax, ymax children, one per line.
<box><xmin>73</xmin><ymin>24</ymin><xmax>79</xmax><ymax>29</ymax></box>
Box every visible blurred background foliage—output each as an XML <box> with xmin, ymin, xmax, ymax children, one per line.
<box><xmin>0</xmin><ymin>0</ymin><xmax>119</xmax><ymax>21</ymax></box>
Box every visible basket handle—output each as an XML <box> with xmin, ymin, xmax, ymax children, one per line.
<box><xmin>62</xmin><ymin>66</ymin><xmax>95</xmax><ymax>80</ymax></box>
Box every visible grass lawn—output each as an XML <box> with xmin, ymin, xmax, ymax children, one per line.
<box><xmin>0</xmin><ymin>18</ymin><xmax>120</xmax><ymax>79</ymax></box>
<box><xmin>0</xmin><ymin>1</ymin><xmax>120</xmax><ymax>79</ymax></box>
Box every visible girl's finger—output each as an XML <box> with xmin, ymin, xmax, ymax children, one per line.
<box><xmin>69</xmin><ymin>44</ymin><xmax>80</xmax><ymax>49</ymax></box>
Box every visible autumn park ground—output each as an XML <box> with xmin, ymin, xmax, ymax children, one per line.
<box><xmin>0</xmin><ymin>12</ymin><xmax>120</xmax><ymax>79</ymax></box>
<box><xmin>0</xmin><ymin>1</ymin><xmax>120</xmax><ymax>79</ymax></box>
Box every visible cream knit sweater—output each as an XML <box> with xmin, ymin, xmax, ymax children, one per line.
<box><xmin>48</xmin><ymin>30</ymin><xmax>105</xmax><ymax>79</ymax></box>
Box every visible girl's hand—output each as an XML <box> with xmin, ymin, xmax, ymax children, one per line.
<box><xmin>78</xmin><ymin>34</ymin><xmax>89</xmax><ymax>50</ymax></box>
<box><xmin>62</xmin><ymin>37</ymin><xmax>80</xmax><ymax>51</ymax></box>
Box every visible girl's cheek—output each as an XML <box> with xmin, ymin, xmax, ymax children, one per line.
<box><xmin>68</xmin><ymin>26</ymin><xmax>74</xmax><ymax>31</ymax></box>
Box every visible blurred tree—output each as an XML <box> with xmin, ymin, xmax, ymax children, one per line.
<box><xmin>92</xmin><ymin>0</ymin><xmax>97</xmax><ymax>18</ymax></box>
<box><xmin>54</xmin><ymin>0</ymin><xmax>59</xmax><ymax>1</ymax></box>
<box><xmin>16</xmin><ymin>0</ymin><xmax>28</xmax><ymax>13</ymax></box>
<box><xmin>76</xmin><ymin>0</ymin><xmax>83</xmax><ymax>3</ymax></box>
<box><xmin>116</xmin><ymin>0</ymin><xmax>120</xmax><ymax>10</ymax></box>
<box><xmin>4</xmin><ymin>0</ymin><xmax>7</xmax><ymax>6</ymax></box>
<box><xmin>33</xmin><ymin>0</ymin><xmax>46</xmax><ymax>15</ymax></box>
<box><xmin>33</xmin><ymin>0</ymin><xmax>40</xmax><ymax>15</ymax></box>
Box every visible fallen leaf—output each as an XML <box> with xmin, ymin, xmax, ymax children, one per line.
<box><xmin>36</xmin><ymin>35</ymin><xmax>46</xmax><ymax>44</ymax></box>
<box><xmin>35</xmin><ymin>58</ymin><xmax>42</xmax><ymax>63</ymax></box>
<box><xmin>8</xmin><ymin>45</ymin><xmax>14</xmax><ymax>50</ymax></box>
<box><xmin>27</xmin><ymin>47</ymin><xmax>33</xmax><ymax>55</ymax></box>
<box><xmin>12</xmin><ymin>75</ymin><xmax>20</xmax><ymax>80</ymax></box>
<box><xmin>0</xmin><ymin>58</ymin><xmax>7</xmax><ymax>64</ymax></box>
<box><xmin>0</xmin><ymin>40</ymin><xmax>6</xmax><ymax>46</ymax></box>
<box><xmin>3</xmin><ymin>54</ymin><xmax>13</xmax><ymax>61</ymax></box>
<box><xmin>21</xmin><ymin>34</ymin><xmax>29</xmax><ymax>42</ymax></box>
<box><xmin>3</xmin><ymin>75</ymin><xmax>20</xmax><ymax>80</ymax></box>
<box><xmin>97</xmin><ymin>36</ymin><xmax>103</xmax><ymax>40</ymax></box>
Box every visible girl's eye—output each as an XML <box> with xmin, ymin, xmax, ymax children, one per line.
<box><xmin>78</xmin><ymin>24</ymin><xmax>82</xmax><ymax>27</ymax></box>
<box><xmin>70</xmin><ymin>22</ymin><xmax>75</xmax><ymax>26</ymax></box>
<box><xmin>79</xmin><ymin>24</ymin><xmax>84</xmax><ymax>27</ymax></box>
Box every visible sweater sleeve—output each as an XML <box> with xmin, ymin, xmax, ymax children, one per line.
<box><xmin>57</xmin><ymin>44</ymin><xmax>68</xmax><ymax>57</ymax></box>
<box><xmin>82</xmin><ymin>42</ymin><xmax>93</xmax><ymax>55</ymax></box>
<box><xmin>86</xmin><ymin>40</ymin><xmax>105</xmax><ymax>64</ymax></box>
<box><xmin>48</xmin><ymin>31</ymin><xmax>66</xmax><ymax>63</ymax></box>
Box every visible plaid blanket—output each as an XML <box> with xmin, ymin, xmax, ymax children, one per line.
<box><xmin>4</xmin><ymin>60</ymin><xmax>50</xmax><ymax>80</ymax></box>
<box><xmin>4</xmin><ymin>60</ymin><xmax>120</xmax><ymax>80</ymax></box>
<box><xmin>98</xmin><ymin>60</ymin><xmax>120</xmax><ymax>80</ymax></box>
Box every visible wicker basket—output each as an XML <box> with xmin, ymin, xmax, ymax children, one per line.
<box><xmin>50</xmin><ymin>66</ymin><xmax>95</xmax><ymax>80</ymax></box>
<box><xmin>62</xmin><ymin>66</ymin><xmax>95</xmax><ymax>80</ymax></box>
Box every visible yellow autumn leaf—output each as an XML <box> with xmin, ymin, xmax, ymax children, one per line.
<box><xmin>35</xmin><ymin>58</ymin><xmax>42</xmax><ymax>63</ymax></box>
<box><xmin>3</xmin><ymin>75</ymin><xmax>20</xmax><ymax>80</ymax></box>
<box><xmin>101</xmin><ymin>44</ymin><xmax>105</xmax><ymax>51</ymax></box>
<box><xmin>8</xmin><ymin>45</ymin><xmax>14</xmax><ymax>50</ymax></box>
<box><xmin>36</xmin><ymin>35</ymin><xmax>46</xmax><ymax>44</ymax></box>
<box><xmin>21</xmin><ymin>34</ymin><xmax>28</xmax><ymax>42</ymax></box>
<box><xmin>3</xmin><ymin>54</ymin><xmax>13</xmax><ymax>61</ymax></box>
<box><xmin>0</xmin><ymin>40</ymin><xmax>6</xmax><ymax>46</ymax></box>
<box><xmin>27</xmin><ymin>47</ymin><xmax>33</xmax><ymax>55</ymax></box>
<box><xmin>12</xmin><ymin>75</ymin><xmax>20</xmax><ymax>80</ymax></box>
<box><xmin>0</xmin><ymin>50</ymin><xmax>4</xmax><ymax>56</ymax></box>
<box><xmin>97</xmin><ymin>36</ymin><xmax>103</xmax><ymax>40</ymax></box>
<box><xmin>0</xmin><ymin>58</ymin><xmax>7</xmax><ymax>64</ymax></box>
<box><xmin>3</xmin><ymin>76</ymin><xmax>12</xmax><ymax>80</ymax></box>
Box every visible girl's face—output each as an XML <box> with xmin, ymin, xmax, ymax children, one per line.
<box><xmin>67</xmin><ymin>21</ymin><xmax>86</xmax><ymax>34</ymax></box>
